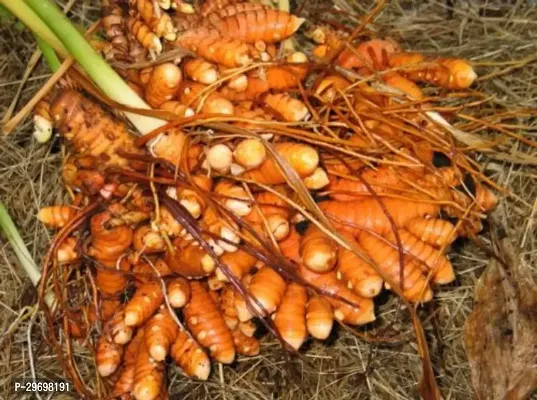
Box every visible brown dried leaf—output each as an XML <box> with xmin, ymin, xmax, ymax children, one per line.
<box><xmin>464</xmin><ymin>236</ymin><xmax>537</xmax><ymax>400</ymax></box>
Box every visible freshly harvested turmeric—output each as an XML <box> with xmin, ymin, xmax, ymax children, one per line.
<box><xmin>306</xmin><ymin>296</ymin><xmax>334</xmax><ymax>340</ymax></box>
<box><xmin>145</xmin><ymin>307</ymin><xmax>179</xmax><ymax>361</ymax></box>
<box><xmin>299</xmin><ymin>224</ymin><xmax>337</xmax><ymax>273</ymax></box>
<box><xmin>272</xmin><ymin>283</ymin><xmax>307</xmax><ymax>350</ymax></box>
<box><xmin>235</xmin><ymin>266</ymin><xmax>286</xmax><ymax>321</ymax></box>
<box><xmin>124</xmin><ymin>281</ymin><xmax>164</xmax><ymax>327</ymax></box>
<box><xmin>242</xmin><ymin>142</ymin><xmax>319</xmax><ymax>185</ymax></box>
<box><xmin>183</xmin><ymin>282</ymin><xmax>235</xmax><ymax>364</ymax></box>
<box><xmin>38</xmin><ymin>205</ymin><xmax>78</xmax><ymax>229</ymax></box>
<box><xmin>170</xmin><ymin>329</ymin><xmax>211</xmax><ymax>380</ymax></box>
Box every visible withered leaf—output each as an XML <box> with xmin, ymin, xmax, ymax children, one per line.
<box><xmin>464</xmin><ymin>237</ymin><xmax>537</xmax><ymax>400</ymax></box>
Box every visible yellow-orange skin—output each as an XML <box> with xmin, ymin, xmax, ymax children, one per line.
<box><xmin>299</xmin><ymin>225</ymin><xmax>337</xmax><ymax>273</ymax></box>
<box><xmin>206</xmin><ymin>9</ymin><xmax>304</xmax><ymax>44</ymax></box>
<box><xmin>133</xmin><ymin>340</ymin><xmax>165</xmax><ymax>400</ymax></box>
<box><xmin>272</xmin><ymin>283</ymin><xmax>307</xmax><ymax>350</ymax></box>
<box><xmin>236</xmin><ymin>266</ymin><xmax>287</xmax><ymax>320</ymax></box>
<box><xmin>183</xmin><ymin>282</ymin><xmax>235</xmax><ymax>364</ymax></box>
<box><xmin>306</xmin><ymin>296</ymin><xmax>334</xmax><ymax>340</ymax></box>
<box><xmin>383</xmin><ymin>229</ymin><xmax>455</xmax><ymax>284</ymax></box>
<box><xmin>145</xmin><ymin>308</ymin><xmax>179</xmax><ymax>361</ymax></box>
<box><xmin>170</xmin><ymin>330</ymin><xmax>211</xmax><ymax>380</ymax></box>
<box><xmin>219</xmin><ymin>285</ymin><xmax>239</xmax><ymax>330</ymax></box>
<box><xmin>133</xmin><ymin>259</ymin><xmax>173</xmax><ymax>288</ymax></box>
<box><xmin>96</xmin><ymin>335</ymin><xmax>123</xmax><ymax>377</ymax></box>
<box><xmin>299</xmin><ymin>265</ymin><xmax>375</xmax><ymax>326</ymax></box>
<box><xmin>124</xmin><ymin>281</ymin><xmax>164</xmax><ymax>327</ymax></box>
<box><xmin>218</xmin><ymin>249</ymin><xmax>257</xmax><ymax>281</ymax></box>
<box><xmin>358</xmin><ymin>232</ymin><xmax>432</xmax><ymax>303</ymax></box>
<box><xmin>337</xmin><ymin>233</ymin><xmax>383</xmax><ymax>298</ymax></box>
<box><xmin>176</xmin><ymin>31</ymin><xmax>252</xmax><ymax>68</ymax></box>
<box><xmin>231</xmin><ymin>328</ymin><xmax>260</xmax><ymax>356</ymax></box>
<box><xmin>145</xmin><ymin>63</ymin><xmax>182</xmax><ymax>108</ymax></box>
<box><xmin>205</xmin><ymin>2</ymin><xmax>266</xmax><ymax>23</ymax></box>
<box><xmin>113</xmin><ymin>329</ymin><xmax>144</xmax><ymax>397</ymax></box>
<box><xmin>319</xmin><ymin>198</ymin><xmax>439</xmax><ymax>236</ymax></box>
<box><xmin>264</xmin><ymin>93</ymin><xmax>309</xmax><ymax>122</ymax></box>
<box><xmin>404</xmin><ymin>217</ymin><xmax>456</xmax><ymax>248</ymax></box>
<box><xmin>38</xmin><ymin>205</ymin><xmax>78</xmax><ymax>228</ymax></box>
<box><xmin>166</xmin><ymin>277</ymin><xmax>191</xmax><ymax>308</ymax></box>
<box><xmin>50</xmin><ymin>90</ymin><xmax>136</xmax><ymax>167</ymax></box>
<box><xmin>165</xmin><ymin>236</ymin><xmax>214</xmax><ymax>278</ymax></box>
<box><xmin>242</xmin><ymin>142</ymin><xmax>319</xmax><ymax>185</ymax></box>
<box><xmin>183</xmin><ymin>58</ymin><xmax>218</xmax><ymax>84</ymax></box>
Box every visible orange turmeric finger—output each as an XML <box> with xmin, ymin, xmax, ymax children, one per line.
<box><xmin>319</xmin><ymin>198</ymin><xmax>439</xmax><ymax>236</ymax></box>
<box><xmin>235</xmin><ymin>266</ymin><xmax>286</xmax><ymax>321</ymax></box>
<box><xmin>133</xmin><ymin>225</ymin><xmax>166</xmax><ymax>254</ymax></box>
<box><xmin>358</xmin><ymin>231</ymin><xmax>432</xmax><ymax>302</ymax></box>
<box><xmin>336</xmin><ymin>233</ymin><xmax>383</xmax><ymax>298</ymax></box>
<box><xmin>205</xmin><ymin>2</ymin><xmax>266</xmax><ymax>23</ymax></box>
<box><xmin>56</xmin><ymin>237</ymin><xmax>80</xmax><ymax>263</ymax></box>
<box><xmin>145</xmin><ymin>307</ymin><xmax>180</xmax><ymax>361</ymax></box>
<box><xmin>272</xmin><ymin>283</ymin><xmax>307</xmax><ymax>350</ymax></box>
<box><xmin>383</xmin><ymin>229</ymin><xmax>455</xmax><ymax>284</ymax></box>
<box><xmin>176</xmin><ymin>31</ymin><xmax>252</xmax><ymax>67</ymax></box>
<box><xmin>474</xmin><ymin>185</ymin><xmax>498</xmax><ymax>211</ymax></box>
<box><xmin>220</xmin><ymin>76</ymin><xmax>269</xmax><ymax>101</ymax></box>
<box><xmin>214</xmin><ymin>181</ymin><xmax>252</xmax><ymax>216</ymax></box>
<box><xmin>165</xmin><ymin>236</ymin><xmax>215</xmax><ymax>278</ymax></box>
<box><xmin>133</xmin><ymin>339</ymin><xmax>165</xmax><ymax>400</ymax></box>
<box><xmin>170</xmin><ymin>329</ymin><xmax>211</xmax><ymax>380</ymax></box>
<box><xmin>113</xmin><ymin>329</ymin><xmax>144</xmax><ymax>397</ymax></box>
<box><xmin>436</xmin><ymin>58</ymin><xmax>477</xmax><ymax>89</ymax></box>
<box><xmin>127</xmin><ymin>15</ymin><xmax>162</xmax><ymax>53</ymax></box>
<box><xmin>105</xmin><ymin>308</ymin><xmax>134</xmax><ymax>345</ymax></box>
<box><xmin>124</xmin><ymin>281</ymin><xmax>164</xmax><ymax>327</ymax></box>
<box><xmin>160</xmin><ymin>101</ymin><xmax>194</xmax><ymax>117</ymax></box>
<box><xmin>133</xmin><ymin>0</ymin><xmax>176</xmax><ymax>40</ymax></box>
<box><xmin>207</xmin><ymin>9</ymin><xmax>304</xmax><ymax>43</ymax></box>
<box><xmin>219</xmin><ymin>284</ymin><xmax>239</xmax><ymax>329</ymax></box>
<box><xmin>299</xmin><ymin>265</ymin><xmax>375</xmax><ymax>325</ymax></box>
<box><xmin>184</xmin><ymin>282</ymin><xmax>235</xmax><ymax>363</ymax></box>
<box><xmin>264</xmin><ymin>93</ymin><xmax>309</xmax><ymax>122</ymax></box>
<box><xmin>216</xmin><ymin>249</ymin><xmax>257</xmax><ymax>282</ymax></box>
<box><xmin>145</xmin><ymin>63</ymin><xmax>182</xmax><ymax>108</ymax></box>
<box><xmin>38</xmin><ymin>205</ymin><xmax>79</xmax><ymax>228</ymax></box>
<box><xmin>233</xmin><ymin>138</ymin><xmax>266</xmax><ymax>170</ymax></box>
<box><xmin>242</xmin><ymin>142</ymin><xmax>319</xmax><ymax>185</ymax></box>
<box><xmin>96</xmin><ymin>334</ymin><xmax>123</xmax><ymax>377</ymax></box>
<box><xmin>306</xmin><ymin>296</ymin><xmax>334</xmax><ymax>340</ymax></box>
<box><xmin>382</xmin><ymin>71</ymin><xmax>424</xmax><ymax>100</ymax></box>
<box><xmin>404</xmin><ymin>217</ymin><xmax>456</xmax><ymax>248</ymax></box>
<box><xmin>166</xmin><ymin>277</ymin><xmax>191</xmax><ymax>308</ymax></box>
<box><xmin>231</xmin><ymin>328</ymin><xmax>260</xmax><ymax>356</ymax></box>
<box><xmin>183</xmin><ymin>58</ymin><xmax>219</xmax><ymax>84</ymax></box>
<box><xmin>300</xmin><ymin>224</ymin><xmax>337</xmax><ymax>273</ymax></box>
<box><xmin>266</xmin><ymin>52</ymin><xmax>309</xmax><ymax>90</ymax></box>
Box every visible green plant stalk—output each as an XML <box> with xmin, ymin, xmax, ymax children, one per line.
<box><xmin>0</xmin><ymin>203</ymin><xmax>40</xmax><ymax>286</ymax></box>
<box><xmin>23</xmin><ymin>0</ymin><xmax>166</xmax><ymax>135</ymax></box>
<box><xmin>36</xmin><ymin>35</ymin><xmax>61</xmax><ymax>72</ymax></box>
<box><xmin>0</xmin><ymin>0</ymin><xmax>67</xmax><ymax>57</ymax></box>
<box><xmin>0</xmin><ymin>203</ymin><xmax>56</xmax><ymax>309</ymax></box>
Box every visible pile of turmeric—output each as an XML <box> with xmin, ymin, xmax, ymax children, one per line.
<box><xmin>34</xmin><ymin>0</ymin><xmax>501</xmax><ymax>398</ymax></box>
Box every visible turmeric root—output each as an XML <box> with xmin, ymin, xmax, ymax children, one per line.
<box><xmin>38</xmin><ymin>205</ymin><xmax>79</xmax><ymax>229</ymax></box>
<box><xmin>124</xmin><ymin>281</ymin><xmax>164</xmax><ymax>327</ymax></box>
<box><xmin>242</xmin><ymin>142</ymin><xmax>319</xmax><ymax>185</ymax></box>
<box><xmin>272</xmin><ymin>283</ymin><xmax>307</xmax><ymax>350</ymax></box>
<box><xmin>306</xmin><ymin>296</ymin><xmax>334</xmax><ymax>340</ymax></box>
<box><xmin>300</xmin><ymin>224</ymin><xmax>337</xmax><ymax>273</ymax></box>
<box><xmin>133</xmin><ymin>339</ymin><xmax>165</xmax><ymax>400</ymax></box>
<box><xmin>170</xmin><ymin>329</ymin><xmax>211</xmax><ymax>380</ymax></box>
<box><xmin>183</xmin><ymin>282</ymin><xmax>235</xmax><ymax>364</ymax></box>
<box><xmin>235</xmin><ymin>266</ymin><xmax>286</xmax><ymax>321</ymax></box>
<box><xmin>145</xmin><ymin>307</ymin><xmax>179</xmax><ymax>361</ymax></box>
